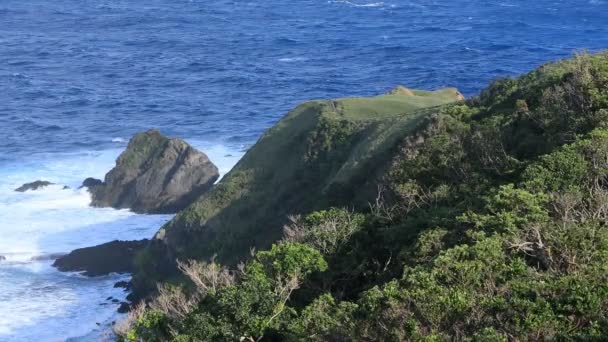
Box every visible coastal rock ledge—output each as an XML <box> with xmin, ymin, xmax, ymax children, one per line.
<box><xmin>53</xmin><ymin>240</ymin><xmax>149</xmax><ymax>276</ymax></box>
<box><xmin>86</xmin><ymin>129</ymin><xmax>219</xmax><ymax>214</ymax></box>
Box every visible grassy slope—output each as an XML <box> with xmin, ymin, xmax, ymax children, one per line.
<box><xmin>139</xmin><ymin>87</ymin><xmax>463</xmax><ymax>285</ymax></box>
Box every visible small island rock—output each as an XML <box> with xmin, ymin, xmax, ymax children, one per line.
<box><xmin>15</xmin><ymin>180</ymin><xmax>54</xmax><ymax>192</ymax></box>
<box><xmin>88</xmin><ymin>129</ymin><xmax>219</xmax><ymax>214</ymax></box>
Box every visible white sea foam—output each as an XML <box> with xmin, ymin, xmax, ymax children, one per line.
<box><xmin>0</xmin><ymin>142</ymin><xmax>243</xmax><ymax>340</ymax></box>
<box><xmin>111</xmin><ymin>137</ymin><xmax>127</xmax><ymax>143</ymax></box>
<box><xmin>277</xmin><ymin>57</ymin><xmax>309</xmax><ymax>63</ymax></box>
<box><xmin>330</xmin><ymin>0</ymin><xmax>385</xmax><ymax>8</ymax></box>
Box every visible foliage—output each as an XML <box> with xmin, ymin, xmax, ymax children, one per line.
<box><xmin>121</xmin><ymin>52</ymin><xmax>608</xmax><ymax>341</ymax></box>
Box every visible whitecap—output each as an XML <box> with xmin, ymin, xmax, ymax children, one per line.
<box><xmin>465</xmin><ymin>46</ymin><xmax>483</xmax><ymax>53</ymax></box>
<box><xmin>278</xmin><ymin>57</ymin><xmax>309</xmax><ymax>63</ymax></box>
<box><xmin>111</xmin><ymin>137</ymin><xmax>127</xmax><ymax>143</ymax></box>
<box><xmin>329</xmin><ymin>0</ymin><xmax>385</xmax><ymax>8</ymax></box>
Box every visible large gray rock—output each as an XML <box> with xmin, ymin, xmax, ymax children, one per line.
<box><xmin>89</xmin><ymin>129</ymin><xmax>219</xmax><ymax>214</ymax></box>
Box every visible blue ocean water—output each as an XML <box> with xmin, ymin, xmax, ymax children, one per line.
<box><xmin>0</xmin><ymin>0</ymin><xmax>607</xmax><ymax>340</ymax></box>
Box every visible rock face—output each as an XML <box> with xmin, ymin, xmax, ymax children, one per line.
<box><xmin>15</xmin><ymin>180</ymin><xmax>54</xmax><ymax>192</ymax></box>
<box><xmin>89</xmin><ymin>129</ymin><xmax>220</xmax><ymax>214</ymax></box>
<box><xmin>53</xmin><ymin>240</ymin><xmax>149</xmax><ymax>276</ymax></box>
<box><xmin>80</xmin><ymin>177</ymin><xmax>103</xmax><ymax>189</ymax></box>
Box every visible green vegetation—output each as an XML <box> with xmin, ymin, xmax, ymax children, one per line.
<box><xmin>117</xmin><ymin>129</ymin><xmax>170</xmax><ymax>170</ymax></box>
<box><xmin>124</xmin><ymin>51</ymin><xmax>608</xmax><ymax>340</ymax></box>
<box><xmin>133</xmin><ymin>84</ymin><xmax>463</xmax><ymax>294</ymax></box>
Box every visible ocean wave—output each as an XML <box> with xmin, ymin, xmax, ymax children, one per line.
<box><xmin>277</xmin><ymin>57</ymin><xmax>309</xmax><ymax>63</ymax></box>
<box><xmin>329</xmin><ymin>0</ymin><xmax>385</xmax><ymax>8</ymax></box>
<box><xmin>465</xmin><ymin>46</ymin><xmax>483</xmax><ymax>53</ymax></box>
<box><xmin>111</xmin><ymin>137</ymin><xmax>127</xmax><ymax>143</ymax></box>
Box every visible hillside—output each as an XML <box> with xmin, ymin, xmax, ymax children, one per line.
<box><xmin>132</xmin><ymin>86</ymin><xmax>463</xmax><ymax>291</ymax></box>
<box><xmin>124</xmin><ymin>52</ymin><xmax>608</xmax><ymax>341</ymax></box>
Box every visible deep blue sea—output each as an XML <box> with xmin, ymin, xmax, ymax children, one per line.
<box><xmin>1</xmin><ymin>0</ymin><xmax>607</xmax><ymax>340</ymax></box>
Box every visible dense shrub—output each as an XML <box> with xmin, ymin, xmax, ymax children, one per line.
<box><xmin>119</xmin><ymin>52</ymin><xmax>608</xmax><ymax>341</ymax></box>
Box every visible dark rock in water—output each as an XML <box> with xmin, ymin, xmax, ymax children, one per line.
<box><xmin>89</xmin><ymin>129</ymin><xmax>219</xmax><ymax>214</ymax></box>
<box><xmin>80</xmin><ymin>177</ymin><xmax>103</xmax><ymax>189</ymax></box>
<box><xmin>106</xmin><ymin>296</ymin><xmax>113</xmax><ymax>301</ymax></box>
<box><xmin>0</xmin><ymin>255</ymin><xmax>5</xmax><ymax>261</ymax></box>
<box><xmin>30</xmin><ymin>252</ymin><xmax>67</xmax><ymax>261</ymax></box>
<box><xmin>117</xmin><ymin>302</ymin><xmax>131</xmax><ymax>314</ymax></box>
<box><xmin>114</xmin><ymin>280</ymin><xmax>131</xmax><ymax>290</ymax></box>
<box><xmin>15</xmin><ymin>180</ymin><xmax>54</xmax><ymax>192</ymax></box>
<box><xmin>111</xmin><ymin>298</ymin><xmax>120</xmax><ymax>303</ymax></box>
<box><xmin>62</xmin><ymin>185</ymin><xmax>70</xmax><ymax>190</ymax></box>
<box><xmin>126</xmin><ymin>291</ymin><xmax>138</xmax><ymax>303</ymax></box>
<box><xmin>53</xmin><ymin>240</ymin><xmax>149</xmax><ymax>276</ymax></box>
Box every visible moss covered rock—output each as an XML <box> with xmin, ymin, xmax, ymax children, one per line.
<box><xmin>90</xmin><ymin>129</ymin><xmax>219</xmax><ymax>214</ymax></box>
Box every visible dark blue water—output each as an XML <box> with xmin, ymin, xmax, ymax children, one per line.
<box><xmin>2</xmin><ymin>0</ymin><xmax>607</xmax><ymax>162</ymax></box>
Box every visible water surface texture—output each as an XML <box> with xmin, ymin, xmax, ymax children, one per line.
<box><xmin>1</xmin><ymin>0</ymin><xmax>608</xmax><ymax>340</ymax></box>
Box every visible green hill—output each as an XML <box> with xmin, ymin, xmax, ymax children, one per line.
<box><xmin>124</xmin><ymin>51</ymin><xmax>608</xmax><ymax>341</ymax></box>
<box><xmin>136</xmin><ymin>87</ymin><xmax>463</xmax><ymax>281</ymax></box>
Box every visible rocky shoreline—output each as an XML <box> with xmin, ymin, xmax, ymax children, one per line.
<box><xmin>15</xmin><ymin>129</ymin><xmax>219</xmax><ymax>214</ymax></box>
<box><xmin>12</xmin><ymin>129</ymin><xmax>221</xmax><ymax>312</ymax></box>
<box><xmin>52</xmin><ymin>240</ymin><xmax>149</xmax><ymax>277</ymax></box>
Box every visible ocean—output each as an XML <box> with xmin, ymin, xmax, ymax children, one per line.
<box><xmin>1</xmin><ymin>0</ymin><xmax>607</xmax><ymax>340</ymax></box>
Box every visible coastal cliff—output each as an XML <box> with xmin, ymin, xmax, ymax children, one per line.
<box><xmin>123</xmin><ymin>52</ymin><xmax>608</xmax><ymax>341</ymax></box>
<box><xmin>133</xmin><ymin>87</ymin><xmax>464</xmax><ymax>290</ymax></box>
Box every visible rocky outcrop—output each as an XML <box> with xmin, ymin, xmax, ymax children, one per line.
<box><xmin>15</xmin><ymin>180</ymin><xmax>54</xmax><ymax>192</ymax></box>
<box><xmin>53</xmin><ymin>240</ymin><xmax>149</xmax><ymax>276</ymax></box>
<box><xmin>88</xmin><ymin>129</ymin><xmax>219</xmax><ymax>214</ymax></box>
<box><xmin>80</xmin><ymin>177</ymin><xmax>103</xmax><ymax>189</ymax></box>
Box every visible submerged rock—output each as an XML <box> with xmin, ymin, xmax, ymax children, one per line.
<box><xmin>88</xmin><ymin>129</ymin><xmax>219</xmax><ymax>214</ymax></box>
<box><xmin>15</xmin><ymin>180</ymin><xmax>54</xmax><ymax>192</ymax></box>
<box><xmin>53</xmin><ymin>240</ymin><xmax>149</xmax><ymax>276</ymax></box>
<box><xmin>0</xmin><ymin>255</ymin><xmax>5</xmax><ymax>261</ymax></box>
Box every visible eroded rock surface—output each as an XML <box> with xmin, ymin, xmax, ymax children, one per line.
<box><xmin>89</xmin><ymin>129</ymin><xmax>219</xmax><ymax>214</ymax></box>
